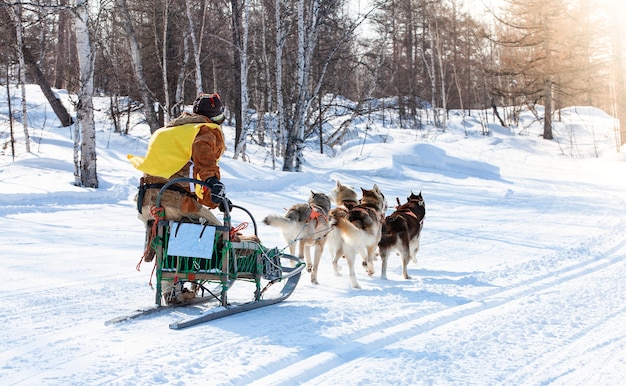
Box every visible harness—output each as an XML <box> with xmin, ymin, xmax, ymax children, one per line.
<box><xmin>351</xmin><ymin>204</ymin><xmax>386</xmax><ymax>224</ymax></box>
<box><xmin>289</xmin><ymin>204</ymin><xmax>331</xmax><ymax>246</ymax></box>
<box><xmin>396</xmin><ymin>209</ymin><xmax>419</xmax><ymax>220</ymax></box>
<box><xmin>392</xmin><ymin>198</ymin><xmax>425</xmax><ymax>224</ymax></box>
<box><xmin>308</xmin><ymin>205</ymin><xmax>329</xmax><ymax>227</ymax></box>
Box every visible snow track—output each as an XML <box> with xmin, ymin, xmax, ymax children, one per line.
<box><xmin>248</xmin><ymin>238</ymin><xmax>626</xmax><ymax>385</ymax></box>
<box><xmin>2</xmin><ymin>209</ymin><xmax>625</xmax><ymax>385</ymax></box>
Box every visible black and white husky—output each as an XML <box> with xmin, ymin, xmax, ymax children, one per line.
<box><xmin>378</xmin><ymin>192</ymin><xmax>425</xmax><ymax>280</ymax></box>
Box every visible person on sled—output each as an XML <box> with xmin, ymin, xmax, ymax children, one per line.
<box><xmin>128</xmin><ymin>93</ymin><xmax>229</xmax><ymax>304</ymax></box>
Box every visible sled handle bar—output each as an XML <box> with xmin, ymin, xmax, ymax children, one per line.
<box><xmin>154</xmin><ymin>177</ymin><xmax>259</xmax><ymax>236</ymax></box>
<box><xmin>155</xmin><ymin>177</ymin><xmax>230</xmax><ymax>218</ymax></box>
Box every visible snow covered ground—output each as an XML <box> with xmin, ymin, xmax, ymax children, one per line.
<box><xmin>1</xmin><ymin>85</ymin><xmax>625</xmax><ymax>385</ymax></box>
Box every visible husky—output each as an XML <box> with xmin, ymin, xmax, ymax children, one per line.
<box><xmin>330</xmin><ymin>180</ymin><xmax>359</xmax><ymax>210</ymax></box>
<box><xmin>328</xmin><ymin>184</ymin><xmax>386</xmax><ymax>289</ymax></box>
<box><xmin>378</xmin><ymin>191</ymin><xmax>425</xmax><ymax>280</ymax></box>
<box><xmin>263</xmin><ymin>191</ymin><xmax>331</xmax><ymax>284</ymax></box>
<box><xmin>326</xmin><ymin>180</ymin><xmax>358</xmax><ymax>278</ymax></box>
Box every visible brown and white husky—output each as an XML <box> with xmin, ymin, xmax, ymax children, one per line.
<box><xmin>326</xmin><ymin>180</ymin><xmax>357</xmax><ymax>278</ymax></box>
<box><xmin>263</xmin><ymin>191</ymin><xmax>331</xmax><ymax>284</ymax></box>
<box><xmin>328</xmin><ymin>184</ymin><xmax>387</xmax><ymax>289</ymax></box>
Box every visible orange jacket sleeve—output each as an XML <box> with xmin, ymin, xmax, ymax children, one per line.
<box><xmin>191</xmin><ymin>123</ymin><xmax>226</xmax><ymax>182</ymax></box>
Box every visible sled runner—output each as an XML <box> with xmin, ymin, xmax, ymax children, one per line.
<box><xmin>106</xmin><ymin>178</ymin><xmax>305</xmax><ymax>329</ymax></box>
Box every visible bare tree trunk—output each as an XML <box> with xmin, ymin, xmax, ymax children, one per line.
<box><xmin>543</xmin><ymin>77</ymin><xmax>553</xmax><ymax>140</ymax></box>
<box><xmin>116</xmin><ymin>0</ymin><xmax>160</xmax><ymax>132</ymax></box>
<box><xmin>423</xmin><ymin>20</ymin><xmax>437</xmax><ymax>125</ymax></box>
<box><xmin>74</xmin><ymin>0</ymin><xmax>98</xmax><ymax>188</ymax></box>
<box><xmin>185</xmin><ymin>0</ymin><xmax>203</xmax><ymax>95</ymax></box>
<box><xmin>5</xmin><ymin>68</ymin><xmax>16</xmax><ymax>160</ymax></box>
<box><xmin>173</xmin><ymin>34</ymin><xmax>191</xmax><ymax>118</ymax></box>
<box><xmin>284</xmin><ymin>0</ymin><xmax>307</xmax><ymax>171</ymax></box>
<box><xmin>284</xmin><ymin>0</ymin><xmax>321</xmax><ymax>172</ymax></box>
<box><xmin>9</xmin><ymin>4</ymin><xmax>31</xmax><ymax>153</ymax></box>
<box><xmin>22</xmin><ymin>47</ymin><xmax>74</xmax><ymax>127</ymax></box>
<box><xmin>234</xmin><ymin>0</ymin><xmax>250</xmax><ymax>161</ymax></box>
<box><xmin>542</xmin><ymin>14</ymin><xmax>553</xmax><ymax>140</ymax></box>
<box><xmin>54</xmin><ymin>0</ymin><xmax>71</xmax><ymax>89</ymax></box>
<box><xmin>434</xmin><ymin>20</ymin><xmax>448</xmax><ymax>131</ymax></box>
<box><xmin>274</xmin><ymin>0</ymin><xmax>288</xmax><ymax>166</ymax></box>
<box><xmin>161</xmin><ymin>1</ymin><xmax>170</xmax><ymax>123</ymax></box>
<box><xmin>255</xmin><ymin>6</ymin><xmax>272</xmax><ymax>148</ymax></box>
<box><xmin>230</xmin><ymin>0</ymin><xmax>244</xmax><ymax>159</ymax></box>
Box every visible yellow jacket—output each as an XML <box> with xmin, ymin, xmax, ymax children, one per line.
<box><xmin>128</xmin><ymin>113</ymin><xmax>225</xmax><ymax>209</ymax></box>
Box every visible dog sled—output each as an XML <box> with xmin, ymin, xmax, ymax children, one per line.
<box><xmin>106</xmin><ymin>178</ymin><xmax>305</xmax><ymax>329</ymax></box>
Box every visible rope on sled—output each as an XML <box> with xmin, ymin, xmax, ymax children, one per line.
<box><xmin>230</xmin><ymin>222</ymin><xmax>249</xmax><ymax>240</ymax></box>
<box><xmin>136</xmin><ymin>206</ymin><xmax>165</xmax><ymax>272</ymax></box>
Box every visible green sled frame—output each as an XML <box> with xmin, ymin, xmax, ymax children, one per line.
<box><xmin>106</xmin><ymin>178</ymin><xmax>305</xmax><ymax>329</ymax></box>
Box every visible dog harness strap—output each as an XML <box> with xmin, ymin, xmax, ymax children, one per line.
<box><xmin>402</xmin><ymin>210</ymin><xmax>419</xmax><ymax>219</ymax></box>
<box><xmin>308</xmin><ymin>207</ymin><xmax>329</xmax><ymax>227</ymax></box>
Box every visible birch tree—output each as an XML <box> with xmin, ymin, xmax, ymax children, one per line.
<box><xmin>173</xmin><ymin>33</ymin><xmax>191</xmax><ymax>118</ymax></box>
<box><xmin>233</xmin><ymin>0</ymin><xmax>250</xmax><ymax>161</ymax></box>
<box><xmin>160</xmin><ymin>0</ymin><xmax>171</xmax><ymax>123</ymax></box>
<box><xmin>274</xmin><ymin>0</ymin><xmax>290</xmax><ymax>164</ymax></box>
<box><xmin>185</xmin><ymin>0</ymin><xmax>203</xmax><ymax>95</ymax></box>
<box><xmin>8</xmin><ymin>4</ymin><xmax>30</xmax><ymax>153</ymax></box>
<box><xmin>74</xmin><ymin>0</ymin><xmax>98</xmax><ymax>188</ymax></box>
<box><xmin>230</xmin><ymin>0</ymin><xmax>244</xmax><ymax>160</ymax></box>
<box><xmin>283</xmin><ymin>0</ymin><xmax>321</xmax><ymax>172</ymax></box>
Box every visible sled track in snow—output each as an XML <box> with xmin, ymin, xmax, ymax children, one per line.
<box><xmin>245</xmin><ymin>238</ymin><xmax>626</xmax><ymax>386</ymax></box>
<box><xmin>502</xmin><ymin>303</ymin><xmax>626</xmax><ymax>385</ymax></box>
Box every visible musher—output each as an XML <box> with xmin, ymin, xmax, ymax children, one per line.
<box><xmin>128</xmin><ymin>93</ymin><xmax>228</xmax><ymax>304</ymax></box>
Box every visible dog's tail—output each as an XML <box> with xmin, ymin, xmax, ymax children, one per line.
<box><xmin>263</xmin><ymin>214</ymin><xmax>297</xmax><ymax>229</ymax></box>
<box><xmin>329</xmin><ymin>208</ymin><xmax>374</xmax><ymax>243</ymax></box>
<box><xmin>285</xmin><ymin>203</ymin><xmax>312</xmax><ymax>222</ymax></box>
<box><xmin>348</xmin><ymin>207</ymin><xmax>377</xmax><ymax>229</ymax></box>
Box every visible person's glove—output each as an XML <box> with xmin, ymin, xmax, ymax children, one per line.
<box><xmin>205</xmin><ymin>176</ymin><xmax>225</xmax><ymax>204</ymax></box>
<box><xmin>219</xmin><ymin>198</ymin><xmax>233</xmax><ymax>213</ymax></box>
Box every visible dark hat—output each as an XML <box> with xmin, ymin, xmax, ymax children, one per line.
<box><xmin>193</xmin><ymin>93</ymin><xmax>225</xmax><ymax>124</ymax></box>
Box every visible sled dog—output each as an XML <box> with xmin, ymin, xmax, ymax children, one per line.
<box><xmin>378</xmin><ymin>191</ymin><xmax>425</xmax><ymax>280</ymax></box>
<box><xmin>326</xmin><ymin>180</ymin><xmax>358</xmax><ymax>278</ymax></box>
<box><xmin>330</xmin><ymin>180</ymin><xmax>359</xmax><ymax>210</ymax></box>
<box><xmin>263</xmin><ymin>191</ymin><xmax>331</xmax><ymax>284</ymax></box>
<box><xmin>328</xmin><ymin>184</ymin><xmax>386</xmax><ymax>289</ymax></box>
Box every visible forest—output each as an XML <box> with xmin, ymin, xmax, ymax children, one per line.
<box><xmin>1</xmin><ymin>0</ymin><xmax>625</xmax><ymax>187</ymax></box>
